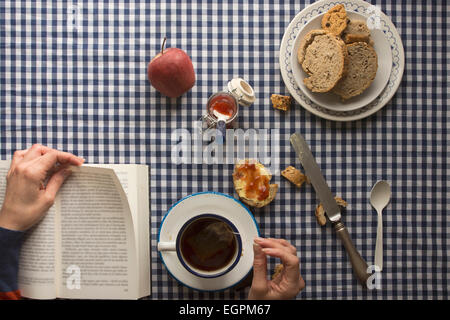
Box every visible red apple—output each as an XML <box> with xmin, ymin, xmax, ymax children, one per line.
<box><xmin>147</xmin><ymin>38</ymin><xmax>196</xmax><ymax>98</ymax></box>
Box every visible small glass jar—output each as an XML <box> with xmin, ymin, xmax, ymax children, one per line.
<box><xmin>204</xmin><ymin>78</ymin><xmax>255</xmax><ymax>130</ymax></box>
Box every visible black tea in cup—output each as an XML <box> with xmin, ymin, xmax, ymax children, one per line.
<box><xmin>180</xmin><ymin>217</ymin><xmax>237</xmax><ymax>272</ymax></box>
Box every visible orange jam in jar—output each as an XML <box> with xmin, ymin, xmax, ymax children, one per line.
<box><xmin>206</xmin><ymin>92</ymin><xmax>238</xmax><ymax>128</ymax></box>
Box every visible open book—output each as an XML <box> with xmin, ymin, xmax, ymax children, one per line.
<box><xmin>0</xmin><ymin>162</ymin><xmax>150</xmax><ymax>300</ymax></box>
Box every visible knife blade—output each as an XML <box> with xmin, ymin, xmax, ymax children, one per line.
<box><xmin>289</xmin><ymin>133</ymin><xmax>341</xmax><ymax>222</ymax></box>
<box><xmin>290</xmin><ymin>132</ymin><xmax>370</xmax><ymax>287</ymax></box>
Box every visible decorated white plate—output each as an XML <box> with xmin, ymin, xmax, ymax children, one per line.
<box><xmin>280</xmin><ymin>0</ymin><xmax>404</xmax><ymax>121</ymax></box>
<box><xmin>291</xmin><ymin>11</ymin><xmax>392</xmax><ymax>112</ymax></box>
<box><xmin>158</xmin><ymin>192</ymin><xmax>260</xmax><ymax>291</ymax></box>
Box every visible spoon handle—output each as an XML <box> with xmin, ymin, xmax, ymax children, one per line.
<box><xmin>216</xmin><ymin>120</ymin><xmax>226</xmax><ymax>145</ymax></box>
<box><xmin>375</xmin><ymin>210</ymin><xmax>383</xmax><ymax>271</ymax></box>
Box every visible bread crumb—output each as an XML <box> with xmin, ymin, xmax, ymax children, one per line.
<box><xmin>272</xmin><ymin>264</ymin><xmax>284</xmax><ymax>279</ymax></box>
<box><xmin>271</xmin><ymin>94</ymin><xmax>292</xmax><ymax>111</ymax></box>
<box><xmin>315</xmin><ymin>204</ymin><xmax>327</xmax><ymax>226</ymax></box>
<box><xmin>315</xmin><ymin>196</ymin><xmax>348</xmax><ymax>226</ymax></box>
<box><xmin>334</xmin><ymin>196</ymin><xmax>348</xmax><ymax>207</ymax></box>
<box><xmin>281</xmin><ymin>166</ymin><xmax>308</xmax><ymax>188</ymax></box>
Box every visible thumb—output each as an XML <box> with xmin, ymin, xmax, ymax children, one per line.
<box><xmin>45</xmin><ymin>168</ymin><xmax>72</xmax><ymax>199</ymax></box>
<box><xmin>251</xmin><ymin>242</ymin><xmax>268</xmax><ymax>291</ymax></box>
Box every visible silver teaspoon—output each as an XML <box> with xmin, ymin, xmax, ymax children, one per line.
<box><xmin>370</xmin><ymin>180</ymin><xmax>391</xmax><ymax>271</ymax></box>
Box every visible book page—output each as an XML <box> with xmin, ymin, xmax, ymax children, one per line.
<box><xmin>0</xmin><ymin>161</ymin><xmax>56</xmax><ymax>299</ymax></box>
<box><xmin>56</xmin><ymin>166</ymin><xmax>138</xmax><ymax>299</ymax></box>
<box><xmin>136</xmin><ymin>165</ymin><xmax>150</xmax><ymax>297</ymax></box>
<box><xmin>87</xmin><ymin>164</ymin><xmax>138</xmax><ymax>236</ymax></box>
<box><xmin>18</xmin><ymin>208</ymin><xmax>57</xmax><ymax>299</ymax></box>
<box><xmin>87</xmin><ymin>164</ymin><xmax>150</xmax><ymax>297</ymax></box>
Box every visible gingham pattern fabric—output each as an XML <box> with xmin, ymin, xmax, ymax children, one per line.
<box><xmin>0</xmin><ymin>1</ymin><xmax>448</xmax><ymax>300</ymax></box>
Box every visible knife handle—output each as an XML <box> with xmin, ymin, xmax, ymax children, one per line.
<box><xmin>333</xmin><ymin>221</ymin><xmax>369</xmax><ymax>287</ymax></box>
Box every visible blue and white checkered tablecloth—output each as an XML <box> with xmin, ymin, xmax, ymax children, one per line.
<box><xmin>0</xmin><ymin>0</ymin><xmax>448</xmax><ymax>300</ymax></box>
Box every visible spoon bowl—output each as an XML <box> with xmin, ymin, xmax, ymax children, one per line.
<box><xmin>370</xmin><ymin>180</ymin><xmax>391</xmax><ymax>272</ymax></box>
<box><xmin>370</xmin><ymin>180</ymin><xmax>391</xmax><ymax>210</ymax></box>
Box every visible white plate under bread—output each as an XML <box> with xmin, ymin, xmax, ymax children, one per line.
<box><xmin>291</xmin><ymin>11</ymin><xmax>392</xmax><ymax>112</ymax></box>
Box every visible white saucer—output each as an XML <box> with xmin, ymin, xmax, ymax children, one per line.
<box><xmin>158</xmin><ymin>192</ymin><xmax>260</xmax><ymax>291</ymax></box>
<box><xmin>280</xmin><ymin>0</ymin><xmax>405</xmax><ymax>121</ymax></box>
<box><xmin>291</xmin><ymin>11</ymin><xmax>392</xmax><ymax>112</ymax></box>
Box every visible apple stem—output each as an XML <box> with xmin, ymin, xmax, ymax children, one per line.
<box><xmin>161</xmin><ymin>37</ymin><xmax>167</xmax><ymax>55</ymax></box>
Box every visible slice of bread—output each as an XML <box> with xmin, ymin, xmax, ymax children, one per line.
<box><xmin>239</xmin><ymin>184</ymin><xmax>278</xmax><ymax>208</ymax></box>
<box><xmin>344</xmin><ymin>33</ymin><xmax>374</xmax><ymax>45</ymax></box>
<box><xmin>333</xmin><ymin>42</ymin><xmax>378</xmax><ymax>100</ymax></box>
<box><xmin>321</xmin><ymin>4</ymin><xmax>348</xmax><ymax>36</ymax></box>
<box><xmin>298</xmin><ymin>29</ymin><xmax>347</xmax><ymax>93</ymax></box>
<box><xmin>233</xmin><ymin>160</ymin><xmax>278</xmax><ymax>208</ymax></box>
<box><xmin>297</xmin><ymin>29</ymin><xmax>328</xmax><ymax>65</ymax></box>
<box><xmin>342</xmin><ymin>19</ymin><xmax>373</xmax><ymax>45</ymax></box>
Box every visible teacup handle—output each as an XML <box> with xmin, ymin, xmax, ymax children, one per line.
<box><xmin>157</xmin><ymin>242</ymin><xmax>176</xmax><ymax>251</ymax></box>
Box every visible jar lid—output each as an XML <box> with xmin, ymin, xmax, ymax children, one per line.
<box><xmin>227</xmin><ymin>78</ymin><xmax>255</xmax><ymax>107</ymax></box>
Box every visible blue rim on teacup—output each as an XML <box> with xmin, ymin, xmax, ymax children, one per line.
<box><xmin>175</xmin><ymin>213</ymin><xmax>242</xmax><ymax>279</ymax></box>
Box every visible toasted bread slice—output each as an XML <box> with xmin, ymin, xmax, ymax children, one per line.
<box><xmin>297</xmin><ymin>29</ymin><xmax>329</xmax><ymax>66</ymax></box>
<box><xmin>233</xmin><ymin>160</ymin><xmax>278</xmax><ymax>208</ymax></box>
<box><xmin>298</xmin><ymin>29</ymin><xmax>347</xmax><ymax>93</ymax></box>
<box><xmin>333</xmin><ymin>42</ymin><xmax>378</xmax><ymax>100</ymax></box>
<box><xmin>344</xmin><ymin>33</ymin><xmax>374</xmax><ymax>45</ymax></box>
<box><xmin>321</xmin><ymin>4</ymin><xmax>348</xmax><ymax>36</ymax></box>
<box><xmin>342</xmin><ymin>19</ymin><xmax>373</xmax><ymax>45</ymax></box>
<box><xmin>238</xmin><ymin>184</ymin><xmax>278</xmax><ymax>208</ymax></box>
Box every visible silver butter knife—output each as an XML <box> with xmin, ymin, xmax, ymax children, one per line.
<box><xmin>290</xmin><ymin>133</ymin><xmax>369</xmax><ymax>287</ymax></box>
